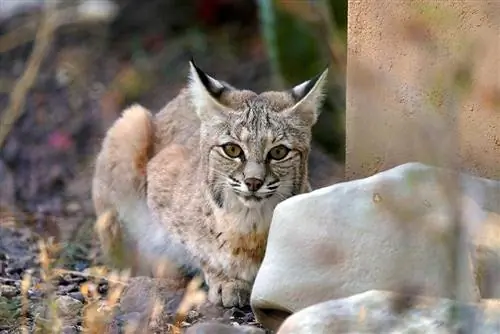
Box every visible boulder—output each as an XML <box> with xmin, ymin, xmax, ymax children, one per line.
<box><xmin>116</xmin><ymin>276</ymin><xmax>186</xmax><ymax>328</ymax></box>
<box><xmin>251</xmin><ymin>162</ymin><xmax>500</xmax><ymax>330</ymax></box>
<box><xmin>276</xmin><ymin>290</ymin><xmax>500</xmax><ymax>333</ymax></box>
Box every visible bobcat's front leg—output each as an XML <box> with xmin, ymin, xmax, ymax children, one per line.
<box><xmin>202</xmin><ymin>265</ymin><xmax>251</xmax><ymax>308</ymax></box>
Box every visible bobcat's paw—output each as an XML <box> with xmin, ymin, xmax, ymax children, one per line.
<box><xmin>207</xmin><ymin>279</ymin><xmax>251</xmax><ymax>308</ymax></box>
<box><xmin>221</xmin><ymin>280</ymin><xmax>251</xmax><ymax>307</ymax></box>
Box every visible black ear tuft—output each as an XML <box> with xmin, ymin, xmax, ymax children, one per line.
<box><xmin>189</xmin><ymin>59</ymin><xmax>226</xmax><ymax>99</ymax></box>
<box><xmin>290</xmin><ymin>65</ymin><xmax>329</xmax><ymax>103</ymax></box>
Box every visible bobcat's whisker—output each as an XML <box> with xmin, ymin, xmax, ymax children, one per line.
<box><xmin>92</xmin><ymin>59</ymin><xmax>328</xmax><ymax>308</ymax></box>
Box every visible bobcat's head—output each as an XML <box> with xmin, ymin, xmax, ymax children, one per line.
<box><xmin>188</xmin><ymin>60</ymin><xmax>328</xmax><ymax>209</ymax></box>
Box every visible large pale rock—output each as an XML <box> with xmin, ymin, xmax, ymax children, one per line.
<box><xmin>277</xmin><ymin>290</ymin><xmax>500</xmax><ymax>333</ymax></box>
<box><xmin>251</xmin><ymin>162</ymin><xmax>500</xmax><ymax>330</ymax></box>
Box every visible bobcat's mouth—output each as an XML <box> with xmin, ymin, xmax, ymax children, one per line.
<box><xmin>233</xmin><ymin>189</ymin><xmax>273</xmax><ymax>204</ymax></box>
<box><xmin>242</xmin><ymin>194</ymin><xmax>264</xmax><ymax>202</ymax></box>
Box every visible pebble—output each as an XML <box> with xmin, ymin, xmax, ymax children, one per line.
<box><xmin>115</xmin><ymin>311</ymin><xmax>143</xmax><ymax>328</ymax></box>
<box><xmin>58</xmin><ymin>284</ymin><xmax>80</xmax><ymax>294</ymax></box>
<box><xmin>186</xmin><ymin>309</ymin><xmax>201</xmax><ymax>322</ymax></box>
<box><xmin>55</xmin><ymin>295</ymin><xmax>83</xmax><ymax>318</ymax></box>
<box><xmin>65</xmin><ymin>202</ymin><xmax>81</xmax><ymax>214</ymax></box>
<box><xmin>0</xmin><ymin>284</ymin><xmax>18</xmax><ymax>298</ymax></box>
<box><xmin>0</xmin><ymin>277</ymin><xmax>16</xmax><ymax>285</ymax></box>
<box><xmin>68</xmin><ymin>291</ymin><xmax>85</xmax><ymax>303</ymax></box>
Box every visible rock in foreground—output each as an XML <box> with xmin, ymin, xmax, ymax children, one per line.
<box><xmin>251</xmin><ymin>162</ymin><xmax>500</xmax><ymax>330</ymax></box>
<box><xmin>277</xmin><ymin>290</ymin><xmax>500</xmax><ymax>333</ymax></box>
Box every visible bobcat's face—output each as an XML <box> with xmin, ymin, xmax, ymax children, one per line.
<box><xmin>188</xmin><ymin>61</ymin><xmax>328</xmax><ymax>209</ymax></box>
<box><xmin>206</xmin><ymin>95</ymin><xmax>312</xmax><ymax>208</ymax></box>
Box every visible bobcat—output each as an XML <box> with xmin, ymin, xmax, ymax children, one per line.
<box><xmin>92</xmin><ymin>60</ymin><xmax>334</xmax><ymax>307</ymax></box>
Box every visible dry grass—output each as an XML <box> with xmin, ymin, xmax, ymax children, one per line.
<box><xmin>4</xmin><ymin>214</ymin><xmax>207</xmax><ymax>333</ymax></box>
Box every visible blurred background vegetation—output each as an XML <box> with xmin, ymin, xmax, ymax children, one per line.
<box><xmin>0</xmin><ymin>0</ymin><xmax>348</xmax><ymax>215</ymax></box>
<box><xmin>0</xmin><ymin>1</ymin><xmax>347</xmax><ymax>331</ymax></box>
<box><xmin>258</xmin><ymin>0</ymin><xmax>347</xmax><ymax>160</ymax></box>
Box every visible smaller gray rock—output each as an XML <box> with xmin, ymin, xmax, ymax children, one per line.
<box><xmin>67</xmin><ymin>292</ymin><xmax>85</xmax><ymax>303</ymax></box>
<box><xmin>58</xmin><ymin>284</ymin><xmax>79</xmax><ymax>295</ymax></box>
<box><xmin>118</xmin><ymin>276</ymin><xmax>185</xmax><ymax>317</ymax></box>
<box><xmin>276</xmin><ymin>290</ymin><xmax>500</xmax><ymax>333</ymax></box>
<box><xmin>55</xmin><ymin>295</ymin><xmax>82</xmax><ymax>318</ymax></box>
<box><xmin>112</xmin><ymin>276</ymin><xmax>187</xmax><ymax>332</ymax></box>
<box><xmin>115</xmin><ymin>311</ymin><xmax>143</xmax><ymax>330</ymax></box>
<box><xmin>0</xmin><ymin>284</ymin><xmax>18</xmax><ymax>298</ymax></box>
<box><xmin>186</xmin><ymin>321</ymin><xmax>265</xmax><ymax>334</ymax></box>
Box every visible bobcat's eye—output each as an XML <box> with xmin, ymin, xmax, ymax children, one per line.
<box><xmin>222</xmin><ymin>143</ymin><xmax>243</xmax><ymax>158</ymax></box>
<box><xmin>268</xmin><ymin>145</ymin><xmax>290</xmax><ymax>160</ymax></box>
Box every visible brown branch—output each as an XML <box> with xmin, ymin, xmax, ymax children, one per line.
<box><xmin>0</xmin><ymin>16</ymin><xmax>41</xmax><ymax>54</ymax></box>
<box><xmin>0</xmin><ymin>2</ymin><xmax>118</xmax><ymax>149</ymax></box>
<box><xmin>0</xmin><ymin>3</ymin><xmax>56</xmax><ymax>149</ymax></box>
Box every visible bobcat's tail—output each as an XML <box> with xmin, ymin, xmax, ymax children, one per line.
<box><xmin>92</xmin><ymin>104</ymin><xmax>154</xmax><ymax>216</ymax></box>
<box><xmin>92</xmin><ymin>104</ymin><xmax>158</xmax><ymax>274</ymax></box>
<box><xmin>92</xmin><ymin>104</ymin><xmax>198</xmax><ymax>282</ymax></box>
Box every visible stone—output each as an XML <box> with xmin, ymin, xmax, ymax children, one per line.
<box><xmin>114</xmin><ymin>312</ymin><xmax>143</xmax><ymax>332</ymax></box>
<box><xmin>118</xmin><ymin>276</ymin><xmax>185</xmax><ymax>316</ymax></box>
<box><xmin>110</xmin><ymin>276</ymin><xmax>186</xmax><ymax>331</ymax></box>
<box><xmin>251</xmin><ymin>162</ymin><xmax>500</xmax><ymax>330</ymax></box>
<box><xmin>55</xmin><ymin>295</ymin><xmax>83</xmax><ymax>319</ymax></box>
<box><xmin>0</xmin><ymin>284</ymin><xmax>18</xmax><ymax>298</ymax></box>
<box><xmin>107</xmin><ymin>276</ymin><xmax>245</xmax><ymax>332</ymax></box>
<box><xmin>67</xmin><ymin>292</ymin><xmax>85</xmax><ymax>303</ymax></box>
<box><xmin>276</xmin><ymin>290</ymin><xmax>500</xmax><ymax>333</ymax></box>
<box><xmin>185</xmin><ymin>321</ymin><xmax>265</xmax><ymax>334</ymax></box>
<box><xmin>65</xmin><ymin>202</ymin><xmax>81</xmax><ymax>214</ymax></box>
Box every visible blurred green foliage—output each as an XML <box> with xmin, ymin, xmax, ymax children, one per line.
<box><xmin>257</xmin><ymin>0</ymin><xmax>347</xmax><ymax>161</ymax></box>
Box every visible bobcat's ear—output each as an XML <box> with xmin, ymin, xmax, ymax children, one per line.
<box><xmin>188</xmin><ymin>59</ymin><xmax>232</xmax><ymax>121</ymax></box>
<box><xmin>286</xmin><ymin>67</ymin><xmax>329</xmax><ymax>126</ymax></box>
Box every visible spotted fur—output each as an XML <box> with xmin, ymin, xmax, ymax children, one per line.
<box><xmin>92</xmin><ymin>60</ymin><xmax>329</xmax><ymax>307</ymax></box>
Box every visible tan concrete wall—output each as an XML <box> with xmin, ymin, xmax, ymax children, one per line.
<box><xmin>346</xmin><ymin>0</ymin><xmax>500</xmax><ymax>180</ymax></box>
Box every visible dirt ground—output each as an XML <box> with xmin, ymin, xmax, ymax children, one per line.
<box><xmin>0</xmin><ymin>4</ymin><xmax>339</xmax><ymax>332</ymax></box>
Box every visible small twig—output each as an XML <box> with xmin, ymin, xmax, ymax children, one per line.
<box><xmin>0</xmin><ymin>2</ymin><xmax>56</xmax><ymax>149</ymax></box>
<box><xmin>0</xmin><ymin>14</ymin><xmax>41</xmax><ymax>54</ymax></box>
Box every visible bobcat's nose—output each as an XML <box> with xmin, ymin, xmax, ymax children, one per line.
<box><xmin>245</xmin><ymin>178</ymin><xmax>263</xmax><ymax>192</ymax></box>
